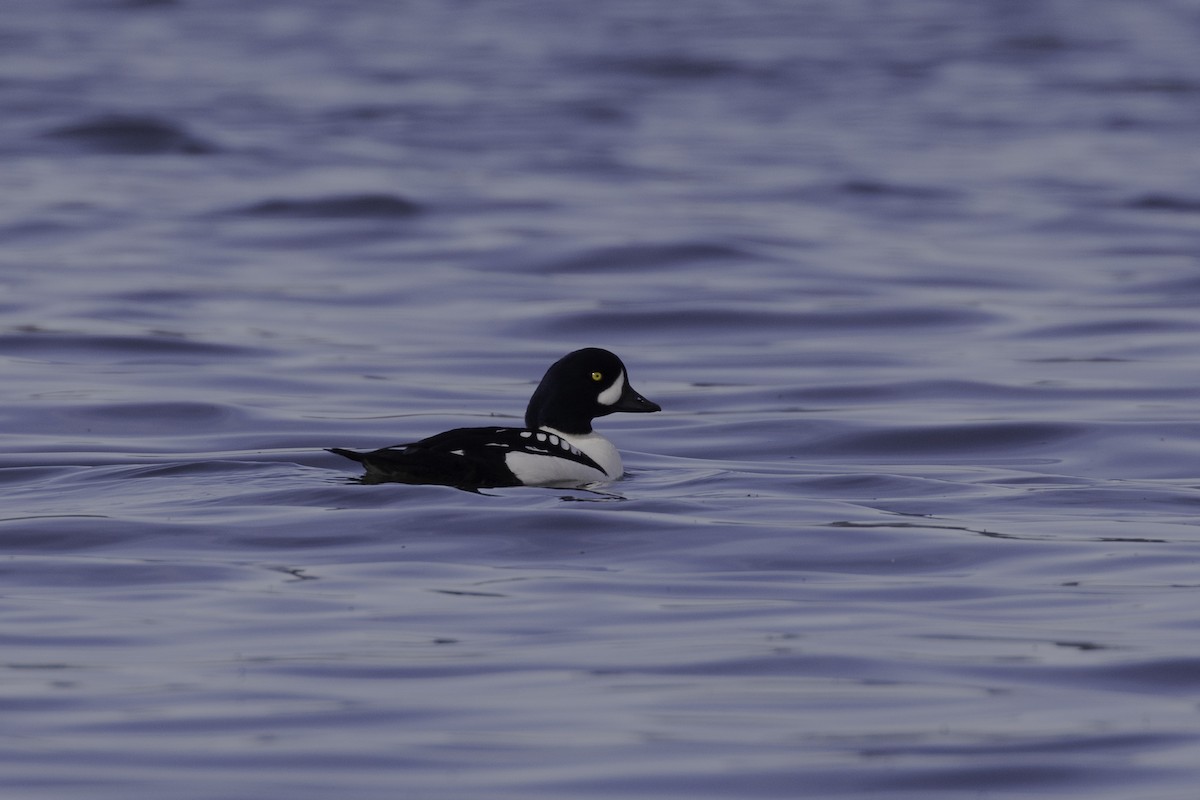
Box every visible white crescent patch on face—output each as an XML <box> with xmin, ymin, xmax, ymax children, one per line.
<box><xmin>597</xmin><ymin>369</ymin><xmax>624</xmax><ymax>406</ymax></box>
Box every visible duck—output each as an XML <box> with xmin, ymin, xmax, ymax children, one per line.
<box><xmin>329</xmin><ymin>347</ymin><xmax>661</xmax><ymax>489</ymax></box>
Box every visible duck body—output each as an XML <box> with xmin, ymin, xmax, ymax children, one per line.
<box><xmin>329</xmin><ymin>348</ymin><xmax>660</xmax><ymax>489</ymax></box>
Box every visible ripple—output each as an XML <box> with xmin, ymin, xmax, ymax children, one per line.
<box><xmin>593</xmin><ymin>54</ymin><xmax>759</xmax><ymax>81</ymax></box>
<box><xmin>821</xmin><ymin>421</ymin><xmax>1085</xmax><ymax>458</ymax></box>
<box><xmin>0</xmin><ymin>331</ymin><xmax>263</xmax><ymax>362</ymax></box>
<box><xmin>43</xmin><ymin>115</ymin><xmax>216</xmax><ymax>155</ymax></box>
<box><xmin>0</xmin><ymin>554</ymin><xmax>238</xmax><ymax>589</ymax></box>
<box><xmin>231</xmin><ymin>193</ymin><xmax>423</xmax><ymax>219</ymax></box>
<box><xmin>1020</xmin><ymin>317</ymin><xmax>1200</xmax><ymax>339</ymax></box>
<box><xmin>529</xmin><ymin>304</ymin><xmax>996</xmax><ymax>338</ymax></box>
<box><xmin>0</xmin><ymin>516</ymin><xmax>156</xmax><ymax>551</ymax></box>
<box><xmin>1125</xmin><ymin>193</ymin><xmax>1200</xmax><ymax>213</ymax></box>
<box><xmin>56</xmin><ymin>401</ymin><xmax>242</xmax><ymax>431</ymax></box>
<box><xmin>527</xmin><ymin>241</ymin><xmax>759</xmax><ymax>274</ymax></box>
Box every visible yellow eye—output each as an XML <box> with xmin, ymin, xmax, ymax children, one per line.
<box><xmin>591</xmin><ymin>371</ymin><xmax>603</xmax><ymax>382</ymax></box>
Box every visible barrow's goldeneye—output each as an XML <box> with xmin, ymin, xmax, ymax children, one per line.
<box><xmin>329</xmin><ymin>347</ymin><xmax>661</xmax><ymax>489</ymax></box>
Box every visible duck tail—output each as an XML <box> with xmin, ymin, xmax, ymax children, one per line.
<box><xmin>327</xmin><ymin>447</ymin><xmax>367</xmax><ymax>464</ymax></box>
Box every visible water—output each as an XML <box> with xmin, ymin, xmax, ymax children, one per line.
<box><xmin>3</xmin><ymin>0</ymin><xmax>1200</xmax><ymax>797</ymax></box>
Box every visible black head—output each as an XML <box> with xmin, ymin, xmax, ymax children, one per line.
<box><xmin>524</xmin><ymin>348</ymin><xmax>661</xmax><ymax>434</ymax></box>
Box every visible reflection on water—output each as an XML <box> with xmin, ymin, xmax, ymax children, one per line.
<box><xmin>3</xmin><ymin>0</ymin><xmax>1200</xmax><ymax>797</ymax></box>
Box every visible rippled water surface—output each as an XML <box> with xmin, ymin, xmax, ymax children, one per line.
<box><xmin>4</xmin><ymin>1</ymin><xmax>1200</xmax><ymax>797</ymax></box>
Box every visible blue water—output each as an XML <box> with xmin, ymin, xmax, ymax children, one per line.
<box><xmin>4</xmin><ymin>1</ymin><xmax>1200</xmax><ymax>797</ymax></box>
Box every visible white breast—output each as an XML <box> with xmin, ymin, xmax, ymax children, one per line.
<box><xmin>503</xmin><ymin>427</ymin><xmax>623</xmax><ymax>487</ymax></box>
